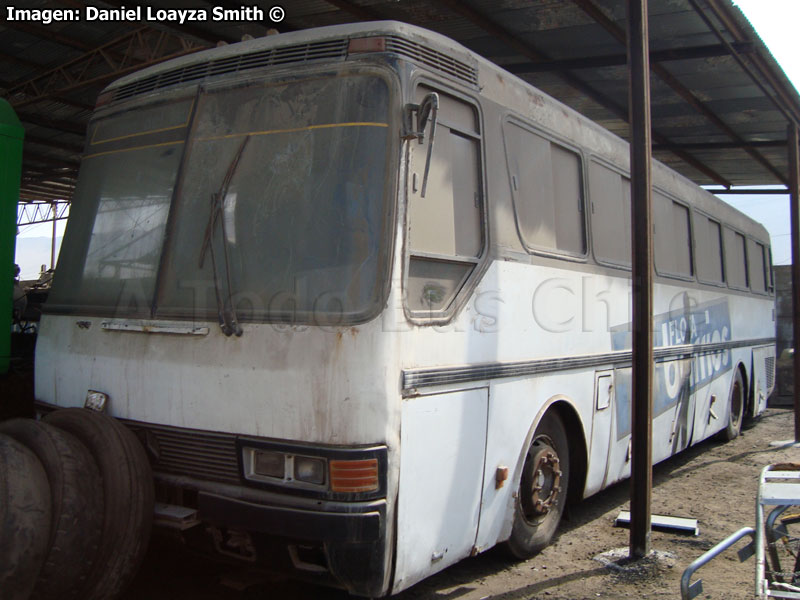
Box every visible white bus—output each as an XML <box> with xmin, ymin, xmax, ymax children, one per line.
<box><xmin>36</xmin><ymin>21</ymin><xmax>775</xmax><ymax>597</ymax></box>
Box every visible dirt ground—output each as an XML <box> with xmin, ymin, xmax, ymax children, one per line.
<box><xmin>124</xmin><ymin>407</ymin><xmax>800</xmax><ymax>600</ymax></box>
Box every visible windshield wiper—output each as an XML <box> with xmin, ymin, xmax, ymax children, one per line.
<box><xmin>199</xmin><ymin>135</ymin><xmax>250</xmax><ymax>337</ymax></box>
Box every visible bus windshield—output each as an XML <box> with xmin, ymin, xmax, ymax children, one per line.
<box><xmin>49</xmin><ymin>71</ymin><xmax>395</xmax><ymax>326</ymax></box>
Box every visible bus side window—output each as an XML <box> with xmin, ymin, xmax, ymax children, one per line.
<box><xmin>503</xmin><ymin>121</ymin><xmax>586</xmax><ymax>257</ymax></box>
<box><xmin>589</xmin><ymin>161</ymin><xmax>631</xmax><ymax>268</ymax></box>
<box><xmin>694</xmin><ymin>214</ymin><xmax>725</xmax><ymax>285</ymax></box>
<box><xmin>767</xmin><ymin>246</ymin><xmax>774</xmax><ymax>292</ymax></box>
<box><xmin>747</xmin><ymin>238</ymin><xmax>768</xmax><ymax>293</ymax></box>
<box><xmin>654</xmin><ymin>192</ymin><xmax>692</xmax><ymax>278</ymax></box>
<box><xmin>406</xmin><ymin>87</ymin><xmax>483</xmax><ymax>315</ymax></box>
<box><xmin>723</xmin><ymin>227</ymin><xmax>749</xmax><ymax>289</ymax></box>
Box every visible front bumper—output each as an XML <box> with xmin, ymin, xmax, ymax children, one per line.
<box><xmin>154</xmin><ymin>469</ymin><xmax>390</xmax><ymax>597</ymax></box>
<box><xmin>198</xmin><ymin>491</ymin><xmax>383</xmax><ymax>542</ymax></box>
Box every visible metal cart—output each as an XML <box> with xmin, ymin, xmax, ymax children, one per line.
<box><xmin>681</xmin><ymin>463</ymin><xmax>800</xmax><ymax>599</ymax></box>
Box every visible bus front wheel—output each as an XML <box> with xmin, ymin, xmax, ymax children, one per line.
<box><xmin>505</xmin><ymin>411</ymin><xmax>570</xmax><ymax>559</ymax></box>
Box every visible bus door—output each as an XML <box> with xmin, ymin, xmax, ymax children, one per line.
<box><xmin>585</xmin><ymin>371</ymin><xmax>614</xmax><ymax>494</ymax></box>
<box><xmin>603</xmin><ymin>367</ymin><xmax>633</xmax><ymax>487</ymax></box>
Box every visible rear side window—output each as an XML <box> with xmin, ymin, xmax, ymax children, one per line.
<box><xmin>767</xmin><ymin>247</ymin><xmax>774</xmax><ymax>292</ymax></box>
<box><xmin>503</xmin><ymin>121</ymin><xmax>586</xmax><ymax>257</ymax></box>
<box><xmin>590</xmin><ymin>161</ymin><xmax>631</xmax><ymax>268</ymax></box>
<box><xmin>747</xmin><ymin>239</ymin><xmax>768</xmax><ymax>293</ymax></box>
<box><xmin>654</xmin><ymin>192</ymin><xmax>692</xmax><ymax>278</ymax></box>
<box><xmin>694</xmin><ymin>214</ymin><xmax>725</xmax><ymax>284</ymax></box>
<box><xmin>723</xmin><ymin>227</ymin><xmax>748</xmax><ymax>289</ymax></box>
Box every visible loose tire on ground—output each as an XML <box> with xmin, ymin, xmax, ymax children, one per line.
<box><xmin>0</xmin><ymin>418</ymin><xmax>104</xmax><ymax>600</ymax></box>
<box><xmin>721</xmin><ymin>369</ymin><xmax>744</xmax><ymax>441</ymax></box>
<box><xmin>0</xmin><ymin>433</ymin><xmax>52</xmax><ymax>600</ymax></box>
<box><xmin>44</xmin><ymin>408</ymin><xmax>154</xmax><ymax>600</ymax></box>
<box><xmin>505</xmin><ymin>411</ymin><xmax>570</xmax><ymax>560</ymax></box>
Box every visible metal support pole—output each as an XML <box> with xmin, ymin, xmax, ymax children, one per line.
<box><xmin>50</xmin><ymin>201</ymin><xmax>57</xmax><ymax>270</ymax></box>
<box><xmin>789</xmin><ymin>123</ymin><xmax>800</xmax><ymax>442</ymax></box>
<box><xmin>627</xmin><ymin>0</ymin><xmax>654</xmax><ymax>559</ymax></box>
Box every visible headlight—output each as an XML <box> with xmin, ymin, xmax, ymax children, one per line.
<box><xmin>252</xmin><ymin>450</ymin><xmax>285</xmax><ymax>479</ymax></box>
<box><xmin>294</xmin><ymin>456</ymin><xmax>326</xmax><ymax>485</ymax></box>
<box><xmin>243</xmin><ymin>448</ymin><xmax>327</xmax><ymax>489</ymax></box>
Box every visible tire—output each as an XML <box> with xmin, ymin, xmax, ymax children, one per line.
<box><xmin>505</xmin><ymin>411</ymin><xmax>570</xmax><ymax>559</ymax></box>
<box><xmin>721</xmin><ymin>369</ymin><xmax>744</xmax><ymax>441</ymax></box>
<box><xmin>0</xmin><ymin>418</ymin><xmax>104</xmax><ymax>600</ymax></box>
<box><xmin>44</xmin><ymin>408</ymin><xmax>154</xmax><ymax>600</ymax></box>
<box><xmin>0</xmin><ymin>433</ymin><xmax>52</xmax><ymax>600</ymax></box>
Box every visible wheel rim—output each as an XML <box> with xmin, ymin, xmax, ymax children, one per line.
<box><xmin>521</xmin><ymin>437</ymin><xmax>562</xmax><ymax>522</ymax></box>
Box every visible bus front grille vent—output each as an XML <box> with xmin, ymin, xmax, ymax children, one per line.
<box><xmin>124</xmin><ymin>420</ymin><xmax>240</xmax><ymax>484</ymax></box>
<box><xmin>765</xmin><ymin>355</ymin><xmax>775</xmax><ymax>390</ymax></box>
<box><xmin>383</xmin><ymin>36</ymin><xmax>478</xmax><ymax>87</ymax></box>
<box><xmin>111</xmin><ymin>39</ymin><xmax>349</xmax><ymax>102</ymax></box>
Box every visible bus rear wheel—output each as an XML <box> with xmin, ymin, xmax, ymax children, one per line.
<box><xmin>721</xmin><ymin>369</ymin><xmax>744</xmax><ymax>441</ymax></box>
<box><xmin>505</xmin><ymin>411</ymin><xmax>570</xmax><ymax>559</ymax></box>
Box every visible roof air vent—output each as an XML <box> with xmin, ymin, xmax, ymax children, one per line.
<box><xmin>111</xmin><ymin>38</ymin><xmax>349</xmax><ymax>102</ymax></box>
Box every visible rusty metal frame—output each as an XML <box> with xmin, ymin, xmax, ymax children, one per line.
<box><xmin>56</xmin><ymin>0</ymin><xmax>238</xmax><ymax>46</ymax></box>
<box><xmin>20</xmin><ymin>181</ymin><xmax>77</xmax><ymax>196</ymax></box>
<box><xmin>507</xmin><ymin>41</ymin><xmax>755</xmax><ymax>73</ymax></box>
<box><xmin>2</xmin><ymin>18</ymin><xmax>98</xmax><ymax>52</ymax></box>
<box><xmin>19</xmin><ymin>189</ymin><xmax>72</xmax><ymax>202</ymax></box>
<box><xmin>14</xmin><ymin>111</ymin><xmax>86</xmax><ymax>136</ymax></box>
<box><xmin>656</xmin><ymin>140</ymin><xmax>785</xmax><ymax>152</ymax></box>
<box><xmin>6</xmin><ymin>27</ymin><xmax>207</xmax><ymax>109</ymax></box>
<box><xmin>627</xmin><ymin>0</ymin><xmax>654</xmax><ymax>559</ymax></box>
<box><xmin>22</xmin><ymin>150</ymin><xmax>79</xmax><ymax>171</ymax></box>
<box><xmin>572</xmin><ymin>0</ymin><xmax>787</xmax><ymax>185</ymax></box>
<box><xmin>789</xmin><ymin>123</ymin><xmax>800</xmax><ymax>442</ymax></box>
<box><xmin>706</xmin><ymin>188</ymin><xmax>788</xmax><ymax>195</ymax></box>
<box><xmin>24</xmin><ymin>134</ymin><xmax>83</xmax><ymax>155</ymax></box>
<box><xmin>701</xmin><ymin>0</ymin><xmax>800</xmax><ymax>128</ymax></box>
<box><xmin>17</xmin><ymin>201</ymin><xmax>71</xmax><ymax>228</ymax></box>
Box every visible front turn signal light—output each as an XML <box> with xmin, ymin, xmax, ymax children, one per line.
<box><xmin>329</xmin><ymin>458</ymin><xmax>379</xmax><ymax>493</ymax></box>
